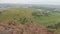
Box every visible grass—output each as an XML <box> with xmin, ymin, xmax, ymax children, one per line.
<box><xmin>0</xmin><ymin>8</ymin><xmax>34</xmax><ymax>22</ymax></box>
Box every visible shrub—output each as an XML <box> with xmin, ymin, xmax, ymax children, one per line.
<box><xmin>47</xmin><ymin>23</ymin><xmax>60</xmax><ymax>29</ymax></box>
<box><xmin>0</xmin><ymin>12</ymin><xmax>2</xmax><ymax>16</ymax></box>
<box><xmin>32</xmin><ymin>12</ymin><xmax>43</xmax><ymax>18</ymax></box>
<box><xmin>19</xmin><ymin>17</ymin><xmax>32</xmax><ymax>24</ymax></box>
<box><xmin>47</xmin><ymin>25</ymin><xmax>55</xmax><ymax>29</ymax></box>
<box><xmin>42</xmin><ymin>12</ymin><xmax>49</xmax><ymax>16</ymax></box>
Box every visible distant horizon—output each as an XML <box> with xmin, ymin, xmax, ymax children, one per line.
<box><xmin>0</xmin><ymin>0</ymin><xmax>60</xmax><ymax>5</ymax></box>
<box><xmin>0</xmin><ymin>3</ymin><xmax>60</xmax><ymax>5</ymax></box>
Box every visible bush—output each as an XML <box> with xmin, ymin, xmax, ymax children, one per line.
<box><xmin>47</xmin><ymin>23</ymin><xmax>60</xmax><ymax>29</ymax></box>
<box><xmin>32</xmin><ymin>12</ymin><xmax>43</xmax><ymax>18</ymax></box>
<box><xmin>47</xmin><ymin>25</ymin><xmax>56</xmax><ymax>29</ymax></box>
<box><xmin>42</xmin><ymin>12</ymin><xmax>49</xmax><ymax>16</ymax></box>
<box><xmin>19</xmin><ymin>17</ymin><xmax>32</xmax><ymax>24</ymax></box>
<box><xmin>0</xmin><ymin>12</ymin><xmax>2</xmax><ymax>16</ymax></box>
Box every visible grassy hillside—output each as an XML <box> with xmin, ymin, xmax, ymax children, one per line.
<box><xmin>0</xmin><ymin>8</ymin><xmax>60</xmax><ymax>26</ymax></box>
<box><xmin>0</xmin><ymin>8</ymin><xmax>34</xmax><ymax>22</ymax></box>
<box><xmin>0</xmin><ymin>8</ymin><xmax>60</xmax><ymax>25</ymax></box>
<box><xmin>0</xmin><ymin>8</ymin><xmax>60</xmax><ymax>34</ymax></box>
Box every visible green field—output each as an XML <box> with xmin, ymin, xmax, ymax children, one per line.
<box><xmin>0</xmin><ymin>8</ymin><xmax>60</xmax><ymax>34</ymax></box>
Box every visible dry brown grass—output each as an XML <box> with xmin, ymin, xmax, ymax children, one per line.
<box><xmin>0</xmin><ymin>22</ymin><xmax>57</xmax><ymax>34</ymax></box>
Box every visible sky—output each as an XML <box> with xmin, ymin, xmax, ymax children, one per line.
<box><xmin>0</xmin><ymin>0</ymin><xmax>60</xmax><ymax>5</ymax></box>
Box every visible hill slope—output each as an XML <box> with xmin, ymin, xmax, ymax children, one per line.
<box><xmin>0</xmin><ymin>8</ymin><xmax>60</xmax><ymax>34</ymax></box>
<box><xmin>0</xmin><ymin>8</ymin><xmax>60</xmax><ymax>26</ymax></box>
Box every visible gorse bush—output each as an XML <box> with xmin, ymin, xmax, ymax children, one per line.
<box><xmin>32</xmin><ymin>12</ymin><xmax>43</xmax><ymax>18</ymax></box>
<box><xmin>47</xmin><ymin>25</ymin><xmax>56</xmax><ymax>29</ymax></box>
<box><xmin>19</xmin><ymin>17</ymin><xmax>32</xmax><ymax>24</ymax></box>
<box><xmin>0</xmin><ymin>12</ymin><xmax>2</xmax><ymax>16</ymax></box>
<box><xmin>47</xmin><ymin>23</ymin><xmax>60</xmax><ymax>29</ymax></box>
<box><xmin>19</xmin><ymin>17</ymin><xmax>28</xmax><ymax>24</ymax></box>
<box><xmin>43</xmin><ymin>12</ymin><xmax>49</xmax><ymax>16</ymax></box>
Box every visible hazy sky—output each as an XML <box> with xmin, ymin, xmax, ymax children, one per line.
<box><xmin>0</xmin><ymin>0</ymin><xmax>60</xmax><ymax>5</ymax></box>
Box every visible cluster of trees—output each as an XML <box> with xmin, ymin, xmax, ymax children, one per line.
<box><xmin>32</xmin><ymin>12</ymin><xmax>43</xmax><ymax>18</ymax></box>
<box><xmin>32</xmin><ymin>12</ymin><xmax>50</xmax><ymax>18</ymax></box>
